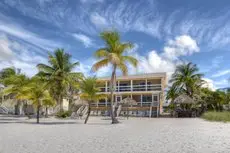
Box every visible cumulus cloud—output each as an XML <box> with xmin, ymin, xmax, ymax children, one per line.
<box><xmin>202</xmin><ymin>78</ymin><xmax>216</xmax><ymax>91</ymax></box>
<box><xmin>162</xmin><ymin>35</ymin><xmax>199</xmax><ymax>60</ymax></box>
<box><xmin>128</xmin><ymin>35</ymin><xmax>199</xmax><ymax>78</ymax></box>
<box><xmin>72</xmin><ymin>33</ymin><xmax>94</xmax><ymax>48</ymax></box>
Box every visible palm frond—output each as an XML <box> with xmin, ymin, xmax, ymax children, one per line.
<box><xmin>122</xmin><ymin>56</ymin><xmax>138</xmax><ymax>67</ymax></box>
<box><xmin>117</xmin><ymin>63</ymin><xmax>128</xmax><ymax>76</ymax></box>
<box><xmin>92</xmin><ymin>59</ymin><xmax>109</xmax><ymax>72</ymax></box>
<box><xmin>94</xmin><ymin>48</ymin><xmax>109</xmax><ymax>58</ymax></box>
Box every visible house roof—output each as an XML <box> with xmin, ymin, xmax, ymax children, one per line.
<box><xmin>98</xmin><ymin>72</ymin><xmax>167</xmax><ymax>81</ymax></box>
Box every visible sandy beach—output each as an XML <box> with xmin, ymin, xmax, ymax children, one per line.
<box><xmin>0</xmin><ymin>115</ymin><xmax>230</xmax><ymax>153</ymax></box>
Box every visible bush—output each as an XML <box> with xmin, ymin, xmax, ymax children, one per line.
<box><xmin>56</xmin><ymin>110</ymin><xmax>72</xmax><ymax>118</ymax></box>
<box><xmin>201</xmin><ymin>111</ymin><xmax>230</xmax><ymax>122</ymax></box>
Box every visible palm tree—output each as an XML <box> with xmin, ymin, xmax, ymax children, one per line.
<box><xmin>170</xmin><ymin>62</ymin><xmax>204</xmax><ymax>97</ymax></box>
<box><xmin>0</xmin><ymin>67</ymin><xmax>16</xmax><ymax>81</ymax></box>
<box><xmin>3</xmin><ymin>74</ymin><xmax>29</xmax><ymax>115</ymax></box>
<box><xmin>92</xmin><ymin>31</ymin><xmax>138</xmax><ymax>124</ymax></box>
<box><xmin>20</xmin><ymin>77</ymin><xmax>54</xmax><ymax>123</ymax></box>
<box><xmin>37</xmin><ymin>49</ymin><xmax>83</xmax><ymax>111</ymax></box>
<box><xmin>43</xmin><ymin>94</ymin><xmax>56</xmax><ymax>118</ymax></box>
<box><xmin>79</xmin><ymin>77</ymin><xmax>106</xmax><ymax>124</ymax></box>
<box><xmin>166</xmin><ymin>85</ymin><xmax>179</xmax><ymax>103</ymax></box>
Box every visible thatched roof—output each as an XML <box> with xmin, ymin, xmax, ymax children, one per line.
<box><xmin>120</xmin><ymin>97</ymin><xmax>137</xmax><ymax>105</ymax></box>
<box><xmin>174</xmin><ymin>94</ymin><xmax>195</xmax><ymax>104</ymax></box>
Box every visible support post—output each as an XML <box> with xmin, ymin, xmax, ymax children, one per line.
<box><xmin>149</xmin><ymin>94</ymin><xmax>153</xmax><ymax>118</ymax></box>
<box><xmin>145</xmin><ymin>79</ymin><xmax>148</xmax><ymax>91</ymax></box>
<box><xmin>105</xmin><ymin>81</ymin><xmax>108</xmax><ymax>92</ymax></box>
<box><xmin>141</xmin><ymin>94</ymin><xmax>143</xmax><ymax>107</ymax></box>
<box><xmin>105</xmin><ymin>97</ymin><xmax>108</xmax><ymax>107</ymax></box>
<box><xmin>118</xmin><ymin>81</ymin><xmax>120</xmax><ymax>92</ymax></box>
<box><xmin>131</xmin><ymin>80</ymin><xmax>133</xmax><ymax>91</ymax></box>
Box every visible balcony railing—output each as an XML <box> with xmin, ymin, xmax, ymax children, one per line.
<box><xmin>91</xmin><ymin>101</ymin><xmax>159</xmax><ymax>107</ymax></box>
<box><xmin>98</xmin><ymin>84</ymin><xmax>161</xmax><ymax>92</ymax></box>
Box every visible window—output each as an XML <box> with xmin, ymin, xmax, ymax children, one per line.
<box><xmin>153</xmin><ymin>95</ymin><xmax>158</xmax><ymax>101</ymax></box>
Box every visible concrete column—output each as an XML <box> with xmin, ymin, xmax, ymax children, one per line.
<box><xmin>105</xmin><ymin>97</ymin><xmax>108</xmax><ymax>107</ymax></box>
<box><xmin>118</xmin><ymin>81</ymin><xmax>120</xmax><ymax>92</ymax></box>
<box><xmin>141</xmin><ymin>94</ymin><xmax>143</xmax><ymax>107</ymax></box>
<box><xmin>145</xmin><ymin>79</ymin><xmax>148</xmax><ymax>91</ymax></box>
<box><xmin>131</xmin><ymin>80</ymin><xmax>133</xmax><ymax>91</ymax></box>
<box><xmin>105</xmin><ymin>81</ymin><xmax>108</xmax><ymax>92</ymax></box>
<box><xmin>149</xmin><ymin>94</ymin><xmax>153</xmax><ymax>118</ymax></box>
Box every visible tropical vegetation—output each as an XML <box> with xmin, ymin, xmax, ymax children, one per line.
<box><xmin>37</xmin><ymin>49</ymin><xmax>83</xmax><ymax>111</ymax></box>
<box><xmin>79</xmin><ymin>77</ymin><xmax>106</xmax><ymax>124</ymax></box>
<box><xmin>167</xmin><ymin>62</ymin><xmax>230</xmax><ymax>120</ymax></box>
<box><xmin>92</xmin><ymin>31</ymin><xmax>138</xmax><ymax>124</ymax></box>
<box><xmin>201</xmin><ymin>111</ymin><xmax>230</xmax><ymax>122</ymax></box>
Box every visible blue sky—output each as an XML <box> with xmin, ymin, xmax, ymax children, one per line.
<box><xmin>0</xmin><ymin>0</ymin><xmax>230</xmax><ymax>89</ymax></box>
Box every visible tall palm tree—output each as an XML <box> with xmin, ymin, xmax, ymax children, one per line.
<box><xmin>20</xmin><ymin>77</ymin><xmax>54</xmax><ymax>123</ymax></box>
<box><xmin>37</xmin><ymin>49</ymin><xmax>83</xmax><ymax>111</ymax></box>
<box><xmin>3</xmin><ymin>74</ymin><xmax>29</xmax><ymax>115</ymax></box>
<box><xmin>92</xmin><ymin>31</ymin><xmax>138</xmax><ymax>124</ymax></box>
<box><xmin>79</xmin><ymin>77</ymin><xmax>106</xmax><ymax>124</ymax></box>
<box><xmin>170</xmin><ymin>62</ymin><xmax>204</xmax><ymax>97</ymax></box>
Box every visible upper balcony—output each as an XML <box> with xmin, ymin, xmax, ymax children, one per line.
<box><xmin>97</xmin><ymin>79</ymin><xmax>162</xmax><ymax>93</ymax></box>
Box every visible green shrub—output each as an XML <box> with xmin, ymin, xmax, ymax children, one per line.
<box><xmin>201</xmin><ymin>111</ymin><xmax>230</xmax><ymax>122</ymax></box>
<box><xmin>56</xmin><ymin>110</ymin><xmax>72</xmax><ymax>118</ymax></box>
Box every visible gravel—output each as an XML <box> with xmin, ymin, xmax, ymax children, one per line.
<box><xmin>0</xmin><ymin>115</ymin><xmax>230</xmax><ymax>153</ymax></box>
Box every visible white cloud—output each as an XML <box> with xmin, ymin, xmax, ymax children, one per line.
<box><xmin>214</xmin><ymin>79</ymin><xmax>229</xmax><ymax>88</ymax></box>
<box><xmin>90</xmin><ymin>13</ymin><xmax>108</xmax><ymax>28</ymax></box>
<box><xmin>202</xmin><ymin>78</ymin><xmax>216</xmax><ymax>91</ymax></box>
<box><xmin>72</xmin><ymin>33</ymin><xmax>94</xmax><ymax>48</ymax></box>
<box><xmin>80</xmin><ymin>0</ymin><xmax>104</xmax><ymax>3</ymax></box>
<box><xmin>211</xmin><ymin>69</ymin><xmax>230</xmax><ymax>78</ymax></box>
<box><xmin>0</xmin><ymin>23</ymin><xmax>62</xmax><ymax>51</ymax></box>
<box><xmin>0</xmin><ymin>34</ymin><xmax>14</xmax><ymax>60</ymax></box>
<box><xmin>163</xmin><ymin>35</ymin><xmax>199</xmax><ymax>60</ymax></box>
<box><xmin>74</xmin><ymin>57</ymin><xmax>111</xmax><ymax>77</ymax></box>
<box><xmin>0</xmin><ymin>39</ymin><xmax>47</xmax><ymax>77</ymax></box>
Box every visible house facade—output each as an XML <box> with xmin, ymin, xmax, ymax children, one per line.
<box><xmin>91</xmin><ymin>73</ymin><xmax>167</xmax><ymax>117</ymax></box>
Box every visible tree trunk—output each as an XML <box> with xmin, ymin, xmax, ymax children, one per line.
<box><xmin>37</xmin><ymin>101</ymin><xmax>41</xmax><ymax>124</ymax></box>
<box><xmin>15</xmin><ymin>100</ymin><xmax>20</xmax><ymax>115</ymax></box>
<box><xmin>68</xmin><ymin>98</ymin><xmax>73</xmax><ymax>111</ymax></box>
<box><xmin>59</xmin><ymin>95</ymin><xmax>64</xmax><ymax>111</ymax></box>
<box><xmin>45</xmin><ymin>107</ymin><xmax>48</xmax><ymax>118</ymax></box>
<box><xmin>110</xmin><ymin>65</ymin><xmax>119</xmax><ymax>124</ymax></box>
<box><xmin>84</xmin><ymin>103</ymin><xmax>91</xmax><ymax>124</ymax></box>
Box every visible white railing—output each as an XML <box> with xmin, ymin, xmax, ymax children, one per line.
<box><xmin>91</xmin><ymin>101</ymin><xmax>159</xmax><ymax>107</ymax></box>
<box><xmin>98</xmin><ymin>84</ymin><xmax>161</xmax><ymax>92</ymax></box>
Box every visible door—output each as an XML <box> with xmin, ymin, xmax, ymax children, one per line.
<box><xmin>116</xmin><ymin>95</ymin><xmax>122</xmax><ymax>103</ymax></box>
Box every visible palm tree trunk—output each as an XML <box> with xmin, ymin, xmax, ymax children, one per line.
<box><xmin>59</xmin><ymin>95</ymin><xmax>64</xmax><ymax>111</ymax></box>
<box><xmin>45</xmin><ymin>107</ymin><xmax>48</xmax><ymax>118</ymax></box>
<box><xmin>110</xmin><ymin>65</ymin><xmax>119</xmax><ymax>124</ymax></box>
<box><xmin>84</xmin><ymin>103</ymin><xmax>91</xmax><ymax>124</ymax></box>
<box><xmin>37</xmin><ymin>100</ymin><xmax>41</xmax><ymax>124</ymax></box>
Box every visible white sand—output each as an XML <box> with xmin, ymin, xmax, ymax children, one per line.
<box><xmin>0</xmin><ymin>115</ymin><xmax>230</xmax><ymax>153</ymax></box>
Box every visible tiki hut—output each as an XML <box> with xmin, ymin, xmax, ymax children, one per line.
<box><xmin>120</xmin><ymin>97</ymin><xmax>137</xmax><ymax>105</ymax></box>
<box><xmin>174</xmin><ymin>94</ymin><xmax>195</xmax><ymax>104</ymax></box>
<box><xmin>173</xmin><ymin>94</ymin><xmax>197</xmax><ymax>117</ymax></box>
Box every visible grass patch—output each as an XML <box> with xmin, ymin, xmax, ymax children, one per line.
<box><xmin>201</xmin><ymin>111</ymin><xmax>230</xmax><ymax>122</ymax></box>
